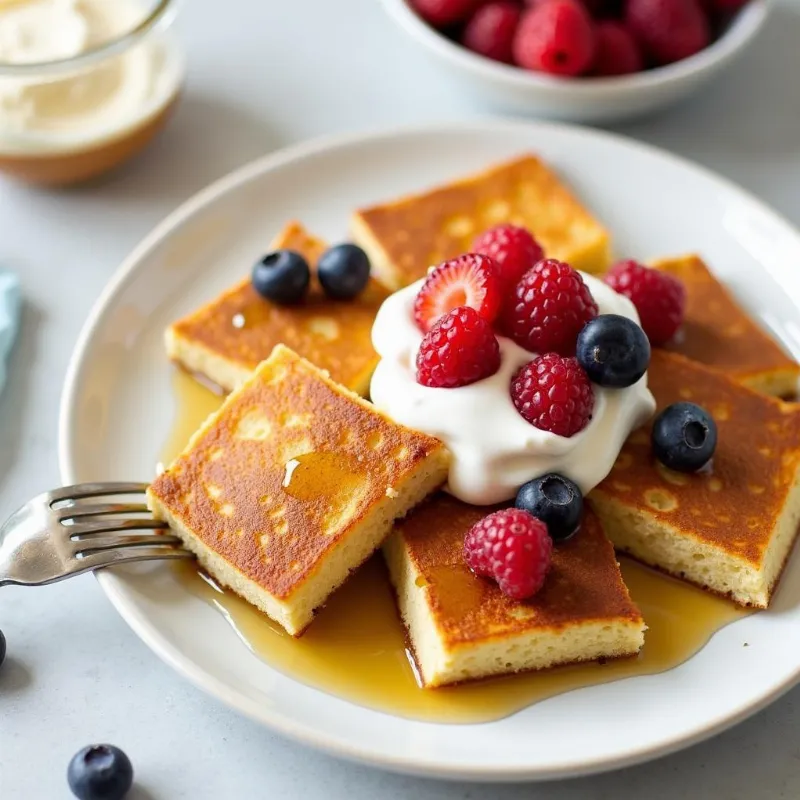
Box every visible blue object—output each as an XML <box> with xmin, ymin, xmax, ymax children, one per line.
<box><xmin>318</xmin><ymin>243</ymin><xmax>371</xmax><ymax>300</ymax></box>
<box><xmin>0</xmin><ymin>270</ymin><xmax>20</xmax><ymax>398</ymax></box>
<box><xmin>516</xmin><ymin>474</ymin><xmax>583</xmax><ymax>543</ymax></box>
<box><xmin>652</xmin><ymin>401</ymin><xmax>717</xmax><ymax>473</ymax></box>
<box><xmin>252</xmin><ymin>250</ymin><xmax>310</xmax><ymax>305</ymax></box>
<box><xmin>67</xmin><ymin>744</ymin><xmax>134</xmax><ymax>800</ymax></box>
<box><xmin>576</xmin><ymin>313</ymin><xmax>650</xmax><ymax>388</ymax></box>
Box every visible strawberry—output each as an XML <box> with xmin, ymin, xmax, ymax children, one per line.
<box><xmin>413</xmin><ymin>253</ymin><xmax>502</xmax><ymax>332</ymax></box>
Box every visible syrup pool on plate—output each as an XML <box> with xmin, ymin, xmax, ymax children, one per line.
<box><xmin>163</xmin><ymin>368</ymin><xmax>749</xmax><ymax>724</ymax></box>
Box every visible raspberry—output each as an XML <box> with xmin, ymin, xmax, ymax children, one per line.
<box><xmin>513</xmin><ymin>0</ymin><xmax>597</xmax><ymax>77</ymax></box>
<box><xmin>414</xmin><ymin>253</ymin><xmax>502</xmax><ymax>332</ymax></box>
<box><xmin>416</xmin><ymin>306</ymin><xmax>501</xmax><ymax>388</ymax></box>
<box><xmin>625</xmin><ymin>0</ymin><xmax>709</xmax><ymax>65</ymax></box>
<box><xmin>410</xmin><ymin>0</ymin><xmax>482</xmax><ymax>26</ymax></box>
<box><xmin>472</xmin><ymin>224</ymin><xmax>545</xmax><ymax>294</ymax></box>
<box><xmin>591</xmin><ymin>21</ymin><xmax>643</xmax><ymax>74</ymax></box>
<box><xmin>511</xmin><ymin>353</ymin><xmax>595</xmax><ymax>437</ymax></box>
<box><xmin>462</xmin><ymin>2</ymin><xmax>522</xmax><ymax>63</ymax></box>
<box><xmin>502</xmin><ymin>259</ymin><xmax>598</xmax><ymax>355</ymax></box>
<box><xmin>464</xmin><ymin>508</ymin><xmax>553</xmax><ymax>600</ymax></box>
<box><xmin>604</xmin><ymin>260</ymin><xmax>686</xmax><ymax>346</ymax></box>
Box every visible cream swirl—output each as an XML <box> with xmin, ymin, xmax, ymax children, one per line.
<box><xmin>370</xmin><ymin>272</ymin><xmax>656</xmax><ymax>505</ymax></box>
<box><xmin>0</xmin><ymin>0</ymin><xmax>184</xmax><ymax>154</ymax></box>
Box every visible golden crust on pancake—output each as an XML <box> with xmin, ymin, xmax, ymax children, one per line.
<box><xmin>148</xmin><ymin>345</ymin><xmax>450</xmax><ymax>636</ymax></box>
<box><xmin>166</xmin><ymin>221</ymin><xmax>389</xmax><ymax>395</ymax></box>
<box><xmin>653</xmin><ymin>254</ymin><xmax>799</xmax><ymax>397</ymax></box>
<box><xmin>384</xmin><ymin>495</ymin><xmax>644</xmax><ymax>688</ymax></box>
<box><xmin>350</xmin><ymin>154</ymin><xmax>612</xmax><ymax>290</ymax></box>
<box><xmin>590</xmin><ymin>350</ymin><xmax>800</xmax><ymax>608</ymax></box>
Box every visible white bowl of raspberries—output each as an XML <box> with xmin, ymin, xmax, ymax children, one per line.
<box><xmin>382</xmin><ymin>0</ymin><xmax>768</xmax><ymax>122</ymax></box>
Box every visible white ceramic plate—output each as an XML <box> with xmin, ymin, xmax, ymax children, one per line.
<box><xmin>59</xmin><ymin>121</ymin><xmax>800</xmax><ymax>781</ymax></box>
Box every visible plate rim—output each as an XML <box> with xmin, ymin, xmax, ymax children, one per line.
<box><xmin>58</xmin><ymin>118</ymin><xmax>800</xmax><ymax>781</ymax></box>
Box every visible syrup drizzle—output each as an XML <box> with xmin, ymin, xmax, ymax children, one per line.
<box><xmin>164</xmin><ymin>369</ymin><xmax>749</xmax><ymax>724</ymax></box>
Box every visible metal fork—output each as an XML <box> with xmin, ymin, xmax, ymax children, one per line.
<box><xmin>0</xmin><ymin>482</ymin><xmax>192</xmax><ymax>587</ymax></box>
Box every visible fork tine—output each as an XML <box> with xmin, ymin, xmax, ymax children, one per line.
<box><xmin>47</xmin><ymin>482</ymin><xmax>150</xmax><ymax>506</ymax></box>
<box><xmin>76</xmin><ymin>544</ymin><xmax>193</xmax><ymax>572</ymax></box>
<box><xmin>58</xmin><ymin>503</ymin><xmax>151</xmax><ymax>521</ymax></box>
<box><xmin>68</xmin><ymin>518</ymin><xmax>172</xmax><ymax>537</ymax></box>
<box><xmin>72</xmin><ymin>533</ymin><xmax>184</xmax><ymax>553</ymax></box>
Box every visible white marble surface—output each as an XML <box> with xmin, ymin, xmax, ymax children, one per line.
<box><xmin>2</xmin><ymin>0</ymin><xmax>800</xmax><ymax>796</ymax></box>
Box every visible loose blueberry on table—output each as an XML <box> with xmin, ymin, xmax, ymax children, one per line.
<box><xmin>651</xmin><ymin>401</ymin><xmax>717</xmax><ymax>472</ymax></box>
<box><xmin>67</xmin><ymin>744</ymin><xmax>134</xmax><ymax>800</ymax></box>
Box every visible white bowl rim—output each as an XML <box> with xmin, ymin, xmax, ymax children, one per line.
<box><xmin>382</xmin><ymin>0</ymin><xmax>769</xmax><ymax>95</ymax></box>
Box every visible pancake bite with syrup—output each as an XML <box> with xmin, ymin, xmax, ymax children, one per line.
<box><xmin>385</xmin><ymin>497</ymin><xmax>645</xmax><ymax>687</ymax></box>
<box><xmin>149</xmin><ymin>345</ymin><xmax>449</xmax><ymax>636</ymax></box>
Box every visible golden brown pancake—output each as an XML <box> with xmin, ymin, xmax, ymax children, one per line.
<box><xmin>148</xmin><ymin>345</ymin><xmax>450</xmax><ymax>636</ymax></box>
<box><xmin>590</xmin><ymin>350</ymin><xmax>800</xmax><ymax>608</ymax></box>
<box><xmin>384</xmin><ymin>495</ymin><xmax>645</xmax><ymax>688</ymax></box>
<box><xmin>653</xmin><ymin>254</ymin><xmax>799</xmax><ymax>397</ymax></box>
<box><xmin>166</xmin><ymin>221</ymin><xmax>390</xmax><ymax>395</ymax></box>
<box><xmin>350</xmin><ymin>154</ymin><xmax>612</xmax><ymax>290</ymax></box>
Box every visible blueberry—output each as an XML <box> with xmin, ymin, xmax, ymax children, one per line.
<box><xmin>516</xmin><ymin>474</ymin><xmax>583</xmax><ymax>542</ymax></box>
<box><xmin>252</xmin><ymin>249</ymin><xmax>310</xmax><ymax>305</ymax></box>
<box><xmin>317</xmin><ymin>243</ymin><xmax>371</xmax><ymax>300</ymax></box>
<box><xmin>67</xmin><ymin>745</ymin><xmax>133</xmax><ymax>800</ymax></box>
<box><xmin>652</xmin><ymin>402</ymin><xmax>717</xmax><ymax>473</ymax></box>
<box><xmin>0</xmin><ymin>629</ymin><xmax>5</xmax><ymax>669</ymax></box>
<box><xmin>576</xmin><ymin>314</ymin><xmax>650</xmax><ymax>388</ymax></box>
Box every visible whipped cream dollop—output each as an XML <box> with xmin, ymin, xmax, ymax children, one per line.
<box><xmin>370</xmin><ymin>273</ymin><xmax>656</xmax><ymax>506</ymax></box>
<box><xmin>0</xmin><ymin>0</ymin><xmax>183</xmax><ymax>154</ymax></box>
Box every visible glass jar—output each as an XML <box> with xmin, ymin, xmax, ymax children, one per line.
<box><xmin>0</xmin><ymin>0</ymin><xmax>184</xmax><ymax>185</ymax></box>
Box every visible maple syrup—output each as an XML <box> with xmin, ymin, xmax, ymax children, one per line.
<box><xmin>164</xmin><ymin>369</ymin><xmax>749</xmax><ymax>723</ymax></box>
<box><xmin>282</xmin><ymin>452</ymin><xmax>365</xmax><ymax>505</ymax></box>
